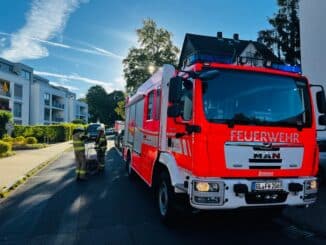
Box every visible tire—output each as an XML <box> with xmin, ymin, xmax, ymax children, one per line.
<box><xmin>125</xmin><ymin>152</ymin><xmax>135</xmax><ymax>178</ymax></box>
<box><xmin>156</xmin><ymin>171</ymin><xmax>178</xmax><ymax>224</ymax></box>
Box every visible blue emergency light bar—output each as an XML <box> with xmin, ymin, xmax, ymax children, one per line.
<box><xmin>271</xmin><ymin>64</ymin><xmax>302</xmax><ymax>74</ymax></box>
<box><xmin>185</xmin><ymin>53</ymin><xmax>301</xmax><ymax>74</ymax></box>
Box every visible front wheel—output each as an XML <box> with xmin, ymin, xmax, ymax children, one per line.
<box><xmin>157</xmin><ymin>171</ymin><xmax>178</xmax><ymax>224</ymax></box>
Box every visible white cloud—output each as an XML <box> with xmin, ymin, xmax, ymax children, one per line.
<box><xmin>49</xmin><ymin>81</ymin><xmax>79</xmax><ymax>91</ymax></box>
<box><xmin>35</xmin><ymin>70</ymin><xmax>116</xmax><ymax>93</ymax></box>
<box><xmin>0</xmin><ymin>31</ymin><xmax>123</xmax><ymax>60</ymax></box>
<box><xmin>0</xmin><ymin>37</ymin><xmax>6</xmax><ymax>47</ymax></box>
<box><xmin>0</xmin><ymin>0</ymin><xmax>85</xmax><ymax>62</ymax></box>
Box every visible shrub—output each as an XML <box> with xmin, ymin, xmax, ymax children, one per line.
<box><xmin>13</xmin><ymin>123</ymin><xmax>86</xmax><ymax>143</ymax></box>
<box><xmin>14</xmin><ymin>136</ymin><xmax>26</xmax><ymax>145</ymax></box>
<box><xmin>2</xmin><ymin>134</ymin><xmax>14</xmax><ymax>143</ymax></box>
<box><xmin>71</xmin><ymin>119</ymin><xmax>86</xmax><ymax>124</ymax></box>
<box><xmin>0</xmin><ymin>140</ymin><xmax>11</xmax><ymax>154</ymax></box>
<box><xmin>0</xmin><ymin>110</ymin><xmax>13</xmax><ymax>138</ymax></box>
<box><xmin>25</xmin><ymin>136</ymin><xmax>38</xmax><ymax>144</ymax></box>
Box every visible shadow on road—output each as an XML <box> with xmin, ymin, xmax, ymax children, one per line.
<box><xmin>0</xmin><ymin>147</ymin><xmax>323</xmax><ymax>244</ymax></box>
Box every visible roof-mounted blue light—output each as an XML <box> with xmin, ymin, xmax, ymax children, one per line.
<box><xmin>271</xmin><ymin>64</ymin><xmax>301</xmax><ymax>74</ymax></box>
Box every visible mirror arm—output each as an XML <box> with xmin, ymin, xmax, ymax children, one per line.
<box><xmin>310</xmin><ymin>84</ymin><xmax>325</xmax><ymax>92</ymax></box>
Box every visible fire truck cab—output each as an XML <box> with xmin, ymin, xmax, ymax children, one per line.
<box><xmin>123</xmin><ymin>33</ymin><xmax>326</xmax><ymax>222</ymax></box>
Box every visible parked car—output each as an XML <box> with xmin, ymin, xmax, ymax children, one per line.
<box><xmin>105</xmin><ymin>128</ymin><xmax>115</xmax><ymax>139</ymax></box>
<box><xmin>86</xmin><ymin>123</ymin><xmax>105</xmax><ymax>141</ymax></box>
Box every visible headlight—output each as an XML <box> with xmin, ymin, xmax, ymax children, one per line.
<box><xmin>194</xmin><ymin>181</ymin><xmax>219</xmax><ymax>192</ymax></box>
<box><xmin>306</xmin><ymin>180</ymin><xmax>318</xmax><ymax>190</ymax></box>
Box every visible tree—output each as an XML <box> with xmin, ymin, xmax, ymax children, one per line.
<box><xmin>86</xmin><ymin>86</ymin><xmax>125</xmax><ymax>126</ymax></box>
<box><xmin>257</xmin><ymin>0</ymin><xmax>300</xmax><ymax>65</ymax></box>
<box><xmin>123</xmin><ymin>19</ymin><xmax>179</xmax><ymax>94</ymax></box>
<box><xmin>115</xmin><ymin>100</ymin><xmax>125</xmax><ymax>120</ymax></box>
<box><xmin>86</xmin><ymin>86</ymin><xmax>109</xmax><ymax>124</ymax></box>
<box><xmin>107</xmin><ymin>91</ymin><xmax>125</xmax><ymax>125</ymax></box>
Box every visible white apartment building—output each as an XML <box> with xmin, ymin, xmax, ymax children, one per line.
<box><xmin>0</xmin><ymin>57</ymin><xmax>88</xmax><ymax>125</ymax></box>
<box><xmin>75</xmin><ymin>100</ymin><xmax>88</xmax><ymax>122</ymax></box>
<box><xmin>0</xmin><ymin>58</ymin><xmax>32</xmax><ymax>125</ymax></box>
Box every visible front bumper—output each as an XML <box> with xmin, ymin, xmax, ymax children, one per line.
<box><xmin>188</xmin><ymin>177</ymin><xmax>318</xmax><ymax>210</ymax></box>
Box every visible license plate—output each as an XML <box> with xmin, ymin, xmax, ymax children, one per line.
<box><xmin>253</xmin><ymin>181</ymin><xmax>283</xmax><ymax>191</ymax></box>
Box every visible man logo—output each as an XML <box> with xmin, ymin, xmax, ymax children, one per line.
<box><xmin>249</xmin><ymin>151</ymin><xmax>282</xmax><ymax>163</ymax></box>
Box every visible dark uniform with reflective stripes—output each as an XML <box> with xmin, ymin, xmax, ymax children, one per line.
<box><xmin>95</xmin><ymin>131</ymin><xmax>107</xmax><ymax>171</ymax></box>
<box><xmin>73</xmin><ymin>131</ymin><xmax>87</xmax><ymax>179</ymax></box>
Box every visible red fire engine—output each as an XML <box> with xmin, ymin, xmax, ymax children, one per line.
<box><xmin>122</xmin><ymin>33</ymin><xmax>326</xmax><ymax>223</ymax></box>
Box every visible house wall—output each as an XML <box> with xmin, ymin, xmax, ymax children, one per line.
<box><xmin>300</xmin><ymin>0</ymin><xmax>326</xmax><ymax>138</ymax></box>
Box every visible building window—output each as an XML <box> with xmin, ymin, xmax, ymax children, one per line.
<box><xmin>14</xmin><ymin>120</ymin><xmax>22</xmax><ymax>125</ymax></box>
<box><xmin>14</xmin><ymin>102</ymin><xmax>22</xmax><ymax>118</ymax></box>
<box><xmin>44</xmin><ymin>108</ymin><xmax>50</xmax><ymax>121</ymax></box>
<box><xmin>14</xmin><ymin>84</ymin><xmax>23</xmax><ymax>100</ymax></box>
<box><xmin>147</xmin><ymin>91</ymin><xmax>154</xmax><ymax>120</ymax></box>
<box><xmin>20</xmin><ymin>70</ymin><xmax>31</xmax><ymax>80</ymax></box>
<box><xmin>44</xmin><ymin>93</ymin><xmax>50</xmax><ymax>106</ymax></box>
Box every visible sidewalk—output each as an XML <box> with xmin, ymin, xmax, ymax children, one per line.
<box><xmin>0</xmin><ymin>141</ymin><xmax>72</xmax><ymax>195</ymax></box>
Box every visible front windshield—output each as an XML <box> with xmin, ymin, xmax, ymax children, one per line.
<box><xmin>202</xmin><ymin>69</ymin><xmax>312</xmax><ymax>127</ymax></box>
<box><xmin>87</xmin><ymin>124</ymin><xmax>100</xmax><ymax>133</ymax></box>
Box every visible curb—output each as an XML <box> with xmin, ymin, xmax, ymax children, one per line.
<box><xmin>0</xmin><ymin>145</ymin><xmax>72</xmax><ymax>199</ymax></box>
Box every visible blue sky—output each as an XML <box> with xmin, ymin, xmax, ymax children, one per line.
<box><xmin>0</xmin><ymin>0</ymin><xmax>277</xmax><ymax>98</ymax></box>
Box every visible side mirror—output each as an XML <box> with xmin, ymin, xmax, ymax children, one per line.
<box><xmin>168</xmin><ymin>77</ymin><xmax>183</xmax><ymax>103</ymax></box>
<box><xmin>167</xmin><ymin>104</ymin><xmax>181</xmax><ymax>118</ymax></box>
<box><xmin>316</xmin><ymin>90</ymin><xmax>326</xmax><ymax>113</ymax></box>
<box><xmin>319</xmin><ymin>115</ymin><xmax>326</xmax><ymax>125</ymax></box>
<box><xmin>198</xmin><ymin>70</ymin><xmax>220</xmax><ymax>81</ymax></box>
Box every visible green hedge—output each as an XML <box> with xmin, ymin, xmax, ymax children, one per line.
<box><xmin>13</xmin><ymin>123</ymin><xmax>85</xmax><ymax>143</ymax></box>
<box><xmin>26</xmin><ymin>136</ymin><xmax>37</xmax><ymax>144</ymax></box>
<box><xmin>0</xmin><ymin>140</ymin><xmax>11</xmax><ymax>154</ymax></box>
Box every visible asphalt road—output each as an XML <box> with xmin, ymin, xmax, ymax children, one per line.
<box><xmin>0</xmin><ymin>142</ymin><xmax>325</xmax><ymax>245</ymax></box>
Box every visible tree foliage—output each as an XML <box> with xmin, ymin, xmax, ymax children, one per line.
<box><xmin>257</xmin><ymin>0</ymin><xmax>300</xmax><ymax>65</ymax></box>
<box><xmin>123</xmin><ymin>19</ymin><xmax>179</xmax><ymax>94</ymax></box>
<box><xmin>86</xmin><ymin>86</ymin><xmax>125</xmax><ymax>126</ymax></box>
<box><xmin>114</xmin><ymin>100</ymin><xmax>125</xmax><ymax>120</ymax></box>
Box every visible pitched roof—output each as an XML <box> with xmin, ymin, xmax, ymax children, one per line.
<box><xmin>178</xmin><ymin>33</ymin><xmax>281</xmax><ymax>68</ymax></box>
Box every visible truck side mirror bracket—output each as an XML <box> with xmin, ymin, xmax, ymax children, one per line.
<box><xmin>311</xmin><ymin>84</ymin><xmax>326</xmax><ymax>113</ymax></box>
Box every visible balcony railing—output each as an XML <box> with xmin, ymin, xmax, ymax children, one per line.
<box><xmin>0</xmin><ymin>106</ymin><xmax>11</xmax><ymax>112</ymax></box>
<box><xmin>0</xmin><ymin>90</ymin><xmax>11</xmax><ymax>97</ymax></box>
<box><xmin>52</xmin><ymin>117</ymin><xmax>64</xmax><ymax>122</ymax></box>
<box><xmin>52</xmin><ymin>101</ymin><xmax>64</xmax><ymax>109</ymax></box>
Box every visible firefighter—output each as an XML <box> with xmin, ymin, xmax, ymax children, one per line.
<box><xmin>95</xmin><ymin>126</ymin><xmax>107</xmax><ymax>171</ymax></box>
<box><xmin>72</xmin><ymin>127</ymin><xmax>87</xmax><ymax>180</ymax></box>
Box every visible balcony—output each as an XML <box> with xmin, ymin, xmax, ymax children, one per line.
<box><xmin>0</xmin><ymin>80</ymin><xmax>11</xmax><ymax>98</ymax></box>
<box><xmin>0</xmin><ymin>90</ymin><xmax>10</xmax><ymax>97</ymax></box>
<box><xmin>52</xmin><ymin>101</ymin><xmax>65</xmax><ymax>109</ymax></box>
<box><xmin>52</xmin><ymin>117</ymin><xmax>64</xmax><ymax>122</ymax></box>
<box><xmin>0</xmin><ymin>98</ymin><xmax>11</xmax><ymax>111</ymax></box>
